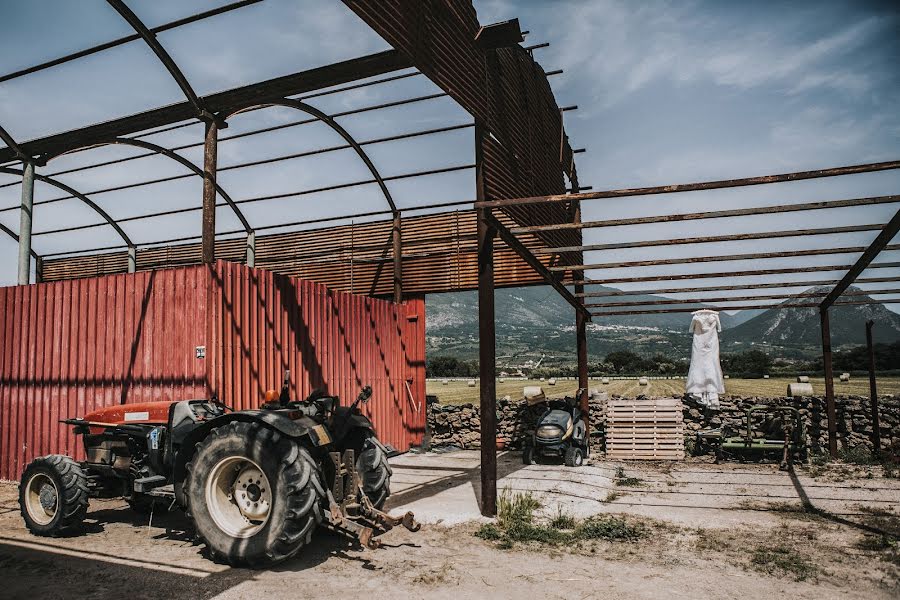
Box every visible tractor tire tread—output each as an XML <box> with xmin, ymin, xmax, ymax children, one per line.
<box><xmin>19</xmin><ymin>455</ymin><xmax>89</xmax><ymax>536</ymax></box>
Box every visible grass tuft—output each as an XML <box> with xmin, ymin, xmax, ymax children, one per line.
<box><xmin>475</xmin><ymin>490</ymin><xmax>645</xmax><ymax>550</ymax></box>
<box><xmin>750</xmin><ymin>545</ymin><xmax>817</xmax><ymax>582</ymax></box>
<box><xmin>614</xmin><ymin>466</ymin><xmax>644</xmax><ymax>487</ymax></box>
<box><xmin>549</xmin><ymin>505</ymin><xmax>577</xmax><ymax>530</ymax></box>
<box><xmin>575</xmin><ymin>515</ymin><xmax>646</xmax><ymax>541</ymax></box>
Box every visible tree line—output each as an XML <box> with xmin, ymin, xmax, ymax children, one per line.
<box><xmin>425</xmin><ymin>341</ymin><xmax>900</xmax><ymax>378</ymax></box>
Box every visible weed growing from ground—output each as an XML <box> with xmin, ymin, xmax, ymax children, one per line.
<box><xmin>750</xmin><ymin>545</ymin><xmax>818</xmax><ymax>582</ymax></box>
<box><xmin>614</xmin><ymin>466</ymin><xmax>644</xmax><ymax>487</ymax></box>
<box><xmin>475</xmin><ymin>490</ymin><xmax>645</xmax><ymax>550</ymax></box>
<box><xmin>549</xmin><ymin>505</ymin><xmax>576</xmax><ymax>530</ymax></box>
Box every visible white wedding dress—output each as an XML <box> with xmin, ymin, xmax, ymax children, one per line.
<box><xmin>686</xmin><ymin>309</ymin><xmax>725</xmax><ymax>408</ymax></box>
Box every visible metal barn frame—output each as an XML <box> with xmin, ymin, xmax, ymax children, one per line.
<box><xmin>1</xmin><ymin>1</ymin><xmax>898</xmax><ymax>516</ymax></box>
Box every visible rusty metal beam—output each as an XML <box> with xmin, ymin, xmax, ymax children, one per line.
<box><xmin>476</xmin><ymin>121</ymin><xmax>497</xmax><ymax>518</ymax></box>
<box><xmin>393</xmin><ymin>212</ymin><xmax>402</xmax><ymax>302</ymax></box>
<box><xmin>475</xmin><ymin>160</ymin><xmax>900</xmax><ymax>210</ymax></box>
<box><xmin>866</xmin><ymin>320</ymin><xmax>881</xmax><ymax>455</ymax></box>
<box><xmin>556</xmin><ymin>244</ymin><xmax>900</xmax><ymax>272</ymax></box>
<box><xmin>201</xmin><ymin>120</ymin><xmax>218</xmax><ymax>264</ymax></box>
<box><xmin>513</xmin><ymin>195</ymin><xmax>900</xmax><ymax>235</ymax></box>
<box><xmin>0</xmin><ymin>50</ymin><xmax>411</xmax><ymax>163</ymax></box>
<box><xmin>577</xmin><ymin>277</ymin><xmax>900</xmax><ymax>298</ymax></box>
<box><xmin>583</xmin><ymin>261</ymin><xmax>900</xmax><ymax>286</ymax></box>
<box><xmin>585</xmin><ymin>288</ymin><xmax>900</xmax><ymax>309</ymax></box>
<box><xmin>820</xmin><ymin>308</ymin><xmax>838</xmax><ymax>458</ymax></box>
<box><xmin>590</xmin><ymin>297</ymin><xmax>900</xmax><ymax>316</ymax></box>
<box><xmin>820</xmin><ymin>209</ymin><xmax>900</xmax><ymax>310</ymax></box>
<box><xmin>486</xmin><ymin>213</ymin><xmax>590</xmax><ymax>320</ymax></box>
<box><xmin>536</xmin><ymin>223</ymin><xmax>885</xmax><ymax>254</ymax></box>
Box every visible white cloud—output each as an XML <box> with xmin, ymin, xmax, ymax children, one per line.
<box><xmin>539</xmin><ymin>1</ymin><xmax>892</xmax><ymax>110</ymax></box>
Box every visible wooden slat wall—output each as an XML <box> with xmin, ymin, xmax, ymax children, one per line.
<box><xmin>606</xmin><ymin>398</ymin><xmax>685</xmax><ymax>460</ymax></box>
<box><xmin>344</xmin><ymin>0</ymin><xmax>581</xmax><ymax>245</ymax></box>
<box><xmin>41</xmin><ymin>210</ymin><xmax>575</xmax><ymax>292</ymax></box>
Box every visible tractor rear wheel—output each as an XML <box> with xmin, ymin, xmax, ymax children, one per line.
<box><xmin>354</xmin><ymin>433</ymin><xmax>392</xmax><ymax>509</ymax></box>
<box><xmin>185</xmin><ymin>421</ymin><xmax>325</xmax><ymax>566</ymax></box>
<box><xmin>19</xmin><ymin>455</ymin><xmax>89</xmax><ymax>536</ymax></box>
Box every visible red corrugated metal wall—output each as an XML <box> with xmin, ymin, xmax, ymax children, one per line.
<box><xmin>0</xmin><ymin>262</ymin><xmax>426</xmax><ymax>480</ymax></box>
<box><xmin>209</xmin><ymin>262</ymin><xmax>425</xmax><ymax>451</ymax></box>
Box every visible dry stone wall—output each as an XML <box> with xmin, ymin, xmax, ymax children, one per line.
<box><xmin>426</xmin><ymin>394</ymin><xmax>899</xmax><ymax>456</ymax></box>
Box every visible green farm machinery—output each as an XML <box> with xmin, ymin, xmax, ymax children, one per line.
<box><xmin>696</xmin><ymin>405</ymin><xmax>807</xmax><ymax>469</ymax></box>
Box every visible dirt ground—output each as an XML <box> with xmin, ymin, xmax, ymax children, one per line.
<box><xmin>1</xmin><ymin>453</ymin><xmax>898</xmax><ymax>599</ymax></box>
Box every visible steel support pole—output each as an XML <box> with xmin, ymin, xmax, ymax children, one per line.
<box><xmin>571</xmin><ymin>177</ymin><xmax>590</xmax><ymax>441</ymax></box>
<box><xmin>17</xmin><ymin>161</ymin><xmax>35</xmax><ymax>284</ymax></box>
<box><xmin>475</xmin><ymin>119</ymin><xmax>497</xmax><ymax>517</ymax></box>
<box><xmin>201</xmin><ymin>119</ymin><xmax>218</xmax><ymax>264</ymax></box>
<box><xmin>34</xmin><ymin>256</ymin><xmax>43</xmax><ymax>283</ymax></box>
<box><xmin>866</xmin><ymin>320</ymin><xmax>881</xmax><ymax>455</ymax></box>
<box><xmin>820</xmin><ymin>308</ymin><xmax>838</xmax><ymax>458</ymax></box>
<box><xmin>127</xmin><ymin>246</ymin><xmax>136</xmax><ymax>273</ymax></box>
<box><xmin>246</xmin><ymin>230</ymin><xmax>256</xmax><ymax>268</ymax></box>
<box><xmin>392</xmin><ymin>212</ymin><xmax>402</xmax><ymax>303</ymax></box>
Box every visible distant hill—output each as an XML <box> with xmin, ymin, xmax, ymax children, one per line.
<box><xmin>427</xmin><ymin>285</ymin><xmax>740</xmax><ymax>364</ymax></box>
<box><xmin>723</xmin><ymin>287</ymin><xmax>900</xmax><ymax>348</ymax></box>
<box><xmin>426</xmin><ymin>285</ymin><xmax>900</xmax><ymax>364</ymax></box>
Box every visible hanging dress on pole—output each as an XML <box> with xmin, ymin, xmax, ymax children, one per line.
<box><xmin>686</xmin><ymin>309</ymin><xmax>725</xmax><ymax>408</ymax></box>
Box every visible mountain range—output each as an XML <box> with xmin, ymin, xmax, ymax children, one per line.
<box><xmin>425</xmin><ymin>285</ymin><xmax>900</xmax><ymax>364</ymax></box>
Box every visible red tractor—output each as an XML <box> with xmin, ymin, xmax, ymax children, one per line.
<box><xmin>18</xmin><ymin>373</ymin><xmax>418</xmax><ymax>565</ymax></box>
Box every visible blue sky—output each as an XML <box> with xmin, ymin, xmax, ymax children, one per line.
<box><xmin>0</xmin><ymin>0</ymin><xmax>898</xmax><ymax>312</ymax></box>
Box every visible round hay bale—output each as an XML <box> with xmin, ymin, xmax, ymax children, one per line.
<box><xmin>539</xmin><ymin>377</ymin><xmax>545</xmax><ymax>382</ymax></box>
<box><xmin>498</xmin><ymin>377</ymin><xmax>505</xmax><ymax>383</ymax></box>
<box><xmin>724</xmin><ymin>375</ymin><xmax>730</xmax><ymax>380</ymax></box>
<box><xmin>638</xmin><ymin>377</ymin><xmax>649</xmax><ymax>386</ymax></box>
<box><xmin>797</xmin><ymin>375</ymin><xmax>810</xmax><ymax>383</ymax></box>
<box><xmin>763</xmin><ymin>375</ymin><xmax>770</xmax><ymax>379</ymax></box>
<box><xmin>466</xmin><ymin>379</ymin><xmax>476</xmax><ymax>387</ymax></box>
<box><xmin>787</xmin><ymin>382</ymin><xmax>813</xmax><ymax>397</ymax></box>
<box><xmin>441</xmin><ymin>379</ymin><xmax>449</xmax><ymax>386</ymax></box>
<box><xmin>548</xmin><ymin>378</ymin><xmax>557</xmax><ymax>386</ymax></box>
<box><xmin>840</xmin><ymin>373</ymin><xmax>850</xmax><ymax>382</ymax></box>
<box><xmin>524</xmin><ymin>386</ymin><xmax>546</xmax><ymax>405</ymax></box>
<box><xmin>601</xmin><ymin>377</ymin><xmax>610</xmax><ymax>384</ymax></box>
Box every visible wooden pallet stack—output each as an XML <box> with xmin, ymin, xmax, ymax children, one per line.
<box><xmin>605</xmin><ymin>397</ymin><xmax>684</xmax><ymax>460</ymax></box>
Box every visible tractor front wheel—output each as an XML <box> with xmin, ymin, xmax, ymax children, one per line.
<box><xmin>19</xmin><ymin>455</ymin><xmax>89</xmax><ymax>536</ymax></box>
<box><xmin>185</xmin><ymin>421</ymin><xmax>325</xmax><ymax>566</ymax></box>
<box><xmin>355</xmin><ymin>433</ymin><xmax>392</xmax><ymax>509</ymax></box>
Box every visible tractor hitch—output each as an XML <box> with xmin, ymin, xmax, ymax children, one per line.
<box><xmin>324</xmin><ymin>450</ymin><xmax>420</xmax><ymax>548</ymax></box>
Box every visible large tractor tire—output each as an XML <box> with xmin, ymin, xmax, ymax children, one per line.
<box><xmin>354</xmin><ymin>433</ymin><xmax>392</xmax><ymax>509</ymax></box>
<box><xmin>185</xmin><ymin>421</ymin><xmax>325</xmax><ymax>566</ymax></box>
<box><xmin>19</xmin><ymin>455</ymin><xmax>89</xmax><ymax>536</ymax></box>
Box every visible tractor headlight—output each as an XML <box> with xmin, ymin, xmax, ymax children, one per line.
<box><xmin>536</xmin><ymin>425</ymin><xmax>563</xmax><ymax>439</ymax></box>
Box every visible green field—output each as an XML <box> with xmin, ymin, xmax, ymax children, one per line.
<box><xmin>427</xmin><ymin>377</ymin><xmax>900</xmax><ymax>405</ymax></box>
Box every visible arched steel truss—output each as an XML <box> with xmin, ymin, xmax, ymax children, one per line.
<box><xmin>223</xmin><ymin>98</ymin><xmax>398</xmax><ymax>213</ymax></box>
<box><xmin>0</xmin><ymin>166</ymin><xmax>134</xmax><ymax>248</ymax></box>
<box><xmin>106</xmin><ymin>0</ymin><xmax>208</xmax><ymax>119</ymax></box>
<box><xmin>46</xmin><ymin>138</ymin><xmax>253</xmax><ymax>233</ymax></box>
<box><xmin>0</xmin><ymin>221</ymin><xmax>39</xmax><ymax>262</ymax></box>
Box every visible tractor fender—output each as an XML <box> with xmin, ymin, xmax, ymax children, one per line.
<box><xmin>171</xmin><ymin>410</ymin><xmax>329</xmax><ymax>506</ymax></box>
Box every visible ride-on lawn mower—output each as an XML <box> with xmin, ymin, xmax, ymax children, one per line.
<box><xmin>523</xmin><ymin>395</ymin><xmax>588</xmax><ymax>467</ymax></box>
<box><xmin>18</xmin><ymin>372</ymin><xmax>419</xmax><ymax>566</ymax></box>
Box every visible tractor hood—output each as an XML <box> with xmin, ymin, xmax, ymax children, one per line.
<box><xmin>539</xmin><ymin>409</ymin><xmax>573</xmax><ymax>430</ymax></box>
<box><xmin>83</xmin><ymin>401</ymin><xmax>175</xmax><ymax>426</ymax></box>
